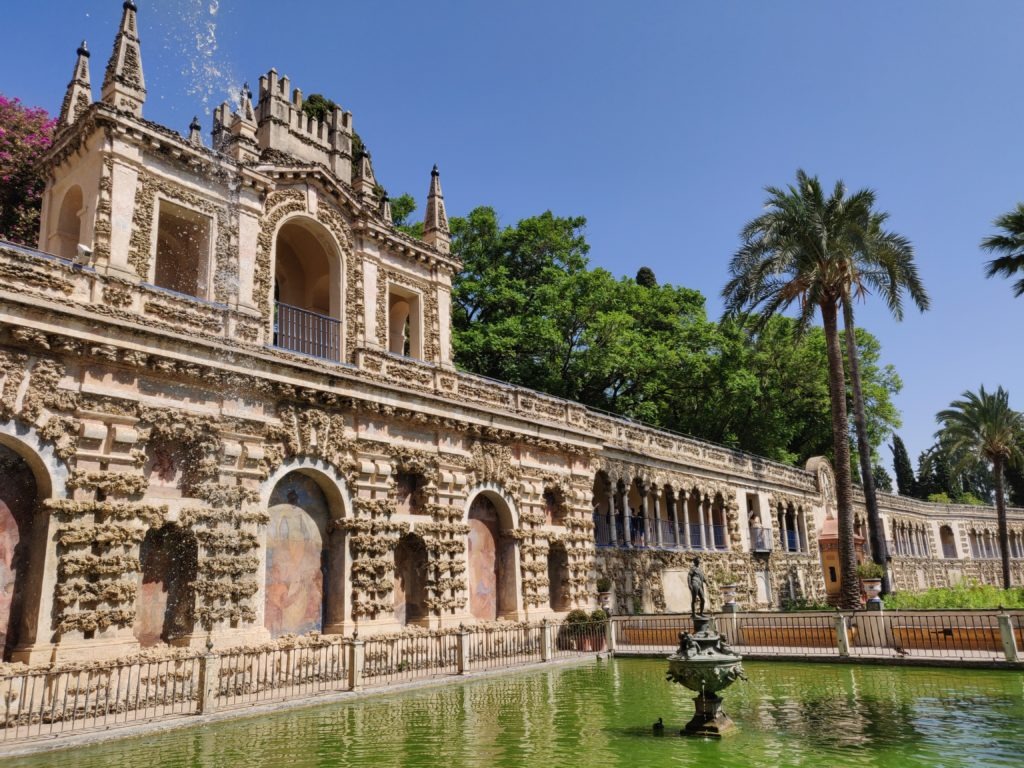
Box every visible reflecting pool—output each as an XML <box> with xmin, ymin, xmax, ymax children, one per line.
<box><xmin>5</xmin><ymin>660</ymin><xmax>1023</xmax><ymax>768</ymax></box>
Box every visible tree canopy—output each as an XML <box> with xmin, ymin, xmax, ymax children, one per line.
<box><xmin>449</xmin><ymin>204</ymin><xmax>902</xmax><ymax>468</ymax></box>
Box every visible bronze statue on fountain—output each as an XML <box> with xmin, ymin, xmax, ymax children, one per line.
<box><xmin>665</xmin><ymin>557</ymin><xmax>746</xmax><ymax>737</ymax></box>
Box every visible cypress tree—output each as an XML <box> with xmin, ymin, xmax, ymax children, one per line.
<box><xmin>890</xmin><ymin>435</ymin><xmax>916</xmax><ymax>497</ymax></box>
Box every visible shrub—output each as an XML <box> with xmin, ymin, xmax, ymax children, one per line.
<box><xmin>781</xmin><ymin>597</ymin><xmax>832</xmax><ymax>612</ymax></box>
<box><xmin>595</xmin><ymin>576</ymin><xmax>612</xmax><ymax>593</ymax></box>
<box><xmin>856</xmin><ymin>562</ymin><xmax>886</xmax><ymax>579</ymax></box>
<box><xmin>885</xmin><ymin>581</ymin><xmax>1024</xmax><ymax>610</ymax></box>
<box><xmin>589</xmin><ymin>608</ymin><xmax>608</xmax><ymax>623</ymax></box>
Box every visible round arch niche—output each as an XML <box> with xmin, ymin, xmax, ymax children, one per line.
<box><xmin>0</xmin><ymin>426</ymin><xmax>62</xmax><ymax>661</ymax></box>
<box><xmin>271</xmin><ymin>216</ymin><xmax>344</xmax><ymax>361</ymax></box>
<box><xmin>262</xmin><ymin>461</ymin><xmax>350</xmax><ymax>638</ymax></box>
<box><xmin>465</xmin><ymin>487</ymin><xmax>522</xmax><ymax>621</ymax></box>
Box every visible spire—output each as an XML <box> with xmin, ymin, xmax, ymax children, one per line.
<box><xmin>380</xmin><ymin>193</ymin><xmax>392</xmax><ymax>224</ymax></box>
<box><xmin>188</xmin><ymin>116</ymin><xmax>203</xmax><ymax>147</ymax></box>
<box><xmin>58</xmin><ymin>41</ymin><xmax>93</xmax><ymax>129</ymax></box>
<box><xmin>423</xmin><ymin>164</ymin><xmax>450</xmax><ymax>254</ymax></box>
<box><xmin>355</xmin><ymin>151</ymin><xmax>377</xmax><ymax>200</ymax></box>
<box><xmin>101</xmin><ymin>0</ymin><xmax>146</xmax><ymax>117</ymax></box>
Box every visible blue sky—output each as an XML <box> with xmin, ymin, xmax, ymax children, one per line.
<box><xmin>3</xmin><ymin>1</ymin><xmax>1022</xmax><ymax>473</ymax></box>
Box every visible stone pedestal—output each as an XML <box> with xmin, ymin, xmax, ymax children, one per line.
<box><xmin>683</xmin><ymin>693</ymin><xmax>736</xmax><ymax>737</ymax></box>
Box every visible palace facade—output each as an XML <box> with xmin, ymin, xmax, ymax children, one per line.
<box><xmin>0</xmin><ymin>2</ymin><xmax>1021</xmax><ymax>664</ymax></box>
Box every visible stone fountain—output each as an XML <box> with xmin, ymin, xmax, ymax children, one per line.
<box><xmin>665</xmin><ymin>557</ymin><xmax>746</xmax><ymax>737</ymax></box>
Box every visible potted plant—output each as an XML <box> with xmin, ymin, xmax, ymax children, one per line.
<box><xmin>856</xmin><ymin>561</ymin><xmax>885</xmax><ymax>605</ymax></box>
<box><xmin>596</xmin><ymin>575</ymin><xmax>612</xmax><ymax>610</ymax></box>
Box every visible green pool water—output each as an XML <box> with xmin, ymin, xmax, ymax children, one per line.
<box><xmin>4</xmin><ymin>659</ymin><xmax>1023</xmax><ymax>767</ymax></box>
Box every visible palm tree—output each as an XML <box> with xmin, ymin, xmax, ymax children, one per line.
<box><xmin>841</xmin><ymin>211</ymin><xmax>929</xmax><ymax>594</ymax></box>
<box><xmin>723</xmin><ymin>170</ymin><xmax>924</xmax><ymax>608</ymax></box>
<box><xmin>936</xmin><ymin>386</ymin><xmax>1024</xmax><ymax>589</ymax></box>
<box><xmin>981</xmin><ymin>203</ymin><xmax>1024</xmax><ymax>296</ymax></box>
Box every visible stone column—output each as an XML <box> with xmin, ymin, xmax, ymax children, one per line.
<box><xmin>618</xmin><ymin>481</ymin><xmax>632</xmax><ymax>547</ymax></box>
<box><xmin>779</xmin><ymin>509</ymin><xmax>789</xmax><ymax>553</ymax></box>
<box><xmin>650</xmin><ymin>487</ymin><xmax>663</xmax><ymax>547</ymax></box>
<box><xmin>669</xmin><ymin>491</ymin><xmax>681</xmax><ymax>549</ymax></box>
<box><xmin>697</xmin><ymin>494</ymin><xmax>707</xmax><ymax>551</ymax></box>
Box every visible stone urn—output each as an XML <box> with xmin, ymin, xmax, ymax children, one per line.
<box><xmin>666</xmin><ymin>615</ymin><xmax>746</xmax><ymax>737</ymax></box>
<box><xmin>861</xmin><ymin>578</ymin><xmax>883</xmax><ymax>605</ymax></box>
<box><xmin>719</xmin><ymin>584</ymin><xmax>739</xmax><ymax>607</ymax></box>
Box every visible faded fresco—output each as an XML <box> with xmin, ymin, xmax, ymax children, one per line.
<box><xmin>467</xmin><ymin>494</ymin><xmax>517</xmax><ymax>620</ymax></box>
<box><xmin>0</xmin><ymin>446</ymin><xmax>36</xmax><ymax>655</ymax></box>
<box><xmin>135</xmin><ymin>525</ymin><xmax>197</xmax><ymax>647</ymax></box>
<box><xmin>265</xmin><ymin>473</ymin><xmax>329</xmax><ymax>638</ymax></box>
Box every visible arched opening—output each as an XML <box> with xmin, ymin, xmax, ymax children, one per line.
<box><xmin>264</xmin><ymin>471</ymin><xmax>344</xmax><ymax>637</ymax></box>
<box><xmin>711</xmin><ymin>493</ymin><xmax>727</xmax><ymax>550</ymax></box>
<box><xmin>940</xmin><ymin>525</ymin><xmax>957</xmax><ymax>559</ymax></box>
<box><xmin>387</xmin><ymin>286</ymin><xmax>422</xmax><ymax>358</ymax></box>
<box><xmin>779</xmin><ymin>503</ymin><xmax>799</xmax><ymax>552</ymax></box>
<box><xmin>626</xmin><ymin>480</ymin><xmax>646</xmax><ymax>547</ymax></box>
<box><xmin>54</xmin><ymin>185</ymin><xmax>83</xmax><ymax>260</ymax></box>
<box><xmin>273</xmin><ymin>218</ymin><xmax>343</xmax><ymax>361</ymax></box>
<box><xmin>661</xmin><ymin>486</ymin><xmax>678</xmax><ymax>548</ymax></box>
<box><xmin>135</xmin><ymin>524</ymin><xmax>197</xmax><ymax>647</ymax></box>
<box><xmin>547</xmin><ymin>543</ymin><xmax>570</xmax><ymax>611</ymax></box>
<box><xmin>467</xmin><ymin>492</ymin><xmax>517</xmax><ymax>621</ymax></box>
<box><xmin>0</xmin><ymin>444</ymin><xmax>41</xmax><ymax>660</ymax></box>
<box><xmin>393</xmin><ymin>533</ymin><xmax>428</xmax><ymax>626</ymax></box>
<box><xmin>154</xmin><ymin>199</ymin><xmax>211</xmax><ymax>299</ymax></box>
<box><xmin>591</xmin><ymin>473</ymin><xmax>612</xmax><ymax>546</ymax></box>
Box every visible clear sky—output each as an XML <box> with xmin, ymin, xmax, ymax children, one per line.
<box><xmin>2</xmin><ymin>1</ymin><xmax>1022</xmax><ymax>473</ymax></box>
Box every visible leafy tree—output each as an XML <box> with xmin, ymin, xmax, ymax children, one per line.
<box><xmin>0</xmin><ymin>95</ymin><xmax>54</xmax><ymax>245</ymax></box>
<box><xmin>390</xmin><ymin>193</ymin><xmax>417</xmax><ymax>228</ymax></box>
<box><xmin>872</xmin><ymin>464</ymin><xmax>893</xmax><ymax>493</ymax></box>
<box><xmin>722</xmin><ymin>170</ymin><xmax>883</xmax><ymax>609</ymax></box>
<box><xmin>635</xmin><ymin>266</ymin><xmax>657</xmax><ymax>287</ymax></box>
<box><xmin>981</xmin><ymin>203</ymin><xmax>1024</xmax><ymax>297</ymax></box>
<box><xmin>936</xmin><ymin>385</ymin><xmax>1024</xmax><ymax>588</ymax></box>
<box><xmin>891</xmin><ymin>434</ymin><xmax>916</xmax><ymax>496</ymax></box>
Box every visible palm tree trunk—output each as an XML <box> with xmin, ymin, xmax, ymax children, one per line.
<box><xmin>994</xmin><ymin>457</ymin><xmax>1011</xmax><ymax>589</ymax></box>
<box><xmin>841</xmin><ymin>296</ymin><xmax>891</xmax><ymax>594</ymax></box>
<box><xmin>821</xmin><ymin>301</ymin><xmax>860</xmax><ymax>609</ymax></box>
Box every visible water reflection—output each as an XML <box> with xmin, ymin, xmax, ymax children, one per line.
<box><xmin>6</xmin><ymin>661</ymin><xmax>1023</xmax><ymax>768</ymax></box>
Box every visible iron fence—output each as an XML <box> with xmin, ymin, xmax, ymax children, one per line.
<box><xmin>0</xmin><ymin>654</ymin><xmax>202</xmax><ymax>743</ymax></box>
<box><xmin>216</xmin><ymin>639</ymin><xmax>347</xmax><ymax>710</ymax></box>
<box><xmin>362</xmin><ymin>633</ymin><xmax>460</xmax><ymax>685</ymax></box>
<box><xmin>551</xmin><ymin>619</ymin><xmax>608</xmax><ymax>658</ymax></box>
<box><xmin>466</xmin><ymin>624</ymin><xmax>544</xmax><ymax>671</ymax></box>
<box><xmin>850</xmin><ymin>611</ymin><xmax>1006</xmax><ymax>661</ymax></box>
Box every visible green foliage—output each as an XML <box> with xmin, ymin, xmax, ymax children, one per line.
<box><xmin>926</xmin><ymin>492</ymin><xmax>952</xmax><ymax>504</ymax></box>
<box><xmin>872</xmin><ymin>463</ymin><xmax>893</xmax><ymax>493</ymax></box>
<box><xmin>0</xmin><ymin>95</ymin><xmax>54</xmax><ymax>245</ymax></box>
<box><xmin>855</xmin><ymin>561</ymin><xmax>886</xmax><ymax>579</ymax></box>
<box><xmin>635</xmin><ymin>266</ymin><xmax>657</xmax><ymax>287</ymax></box>
<box><xmin>885</xmin><ymin>581</ymin><xmax>1024</xmax><ymax>610</ymax></box>
<box><xmin>780</xmin><ymin>597</ymin><xmax>832</xmax><ymax>612</ymax></box>
<box><xmin>390</xmin><ymin>193</ymin><xmax>417</xmax><ymax>228</ymax></box>
<box><xmin>589</xmin><ymin>608</ymin><xmax>609</xmax><ymax>623</ymax></box>
<box><xmin>595</xmin><ymin>576</ymin><xmax>612</xmax><ymax>593</ymax></box>
<box><xmin>449</xmin><ymin>205</ymin><xmax>903</xmax><ymax>467</ymax></box>
<box><xmin>981</xmin><ymin>202</ymin><xmax>1024</xmax><ymax>297</ymax></box>
<box><xmin>300</xmin><ymin>93</ymin><xmax>336</xmax><ymax>123</ymax></box>
<box><xmin>890</xmin><ymin>434</ymin><xmax>916</xmax><ymax>497</ymax></box>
